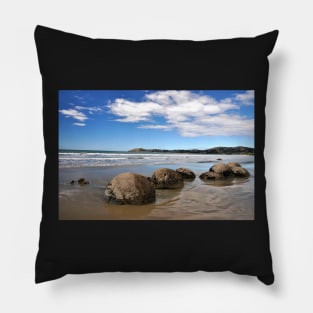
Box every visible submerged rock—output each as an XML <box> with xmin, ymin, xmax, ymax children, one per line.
<box><xmin>104</xmin><ymin>172</ymin><xmax>155</xmax><ymax>205</ymax></box>
<box><xmin>151</xmin><ymin>168</ymin><xmax>184</xmax><ymax>189</ymax></box>
<box><xmin>176</xmin><ymin>168</ymin><xmax>196</xmax><ymax>179</ymax></box>
<box><xmin>78</xmin><ymin>178</ymin><xmax>89</xmax><ymax>185</ymax></box>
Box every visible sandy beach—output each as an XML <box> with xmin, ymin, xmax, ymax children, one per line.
<box><xmin>59</xmin><ymin>153</ymin><xmax>254</xmax><ymax>220</ymax></box>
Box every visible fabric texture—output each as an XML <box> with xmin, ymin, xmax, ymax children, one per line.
<box><xmin>34</xmin><ymin>25</ymin><xmax>278</xmax><ymax>284</ymax></box>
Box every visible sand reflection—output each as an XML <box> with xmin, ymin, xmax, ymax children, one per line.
<box><xmin>200</xmin><ymin>177</ymin><xmax>249</xmax><ymax>187</ymax></box>
<box><xmin>104</xmin><ymin>203</ymin><xmax>153</xmax><ymax>219</ymax></box>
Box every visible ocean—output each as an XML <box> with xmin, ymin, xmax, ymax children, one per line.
<box><xmin>59</xmin><ymin>149</ymin><xmax>254</xmax><ymax>169</ymax></box>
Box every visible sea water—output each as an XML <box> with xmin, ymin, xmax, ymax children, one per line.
<box><xmin>59</xmin><ymin>150</ymin><xmax>254</xmax><ymax>169</ymax></box>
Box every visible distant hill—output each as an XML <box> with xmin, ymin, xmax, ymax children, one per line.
<box><xmin>128</xmin><ymin>146</ymin><xmax>254</xmax><ymax>155</ymax></box>
<box><xmin>129</xmin><ymin>148</ymin><xmax>147</xmax><ymax>152</ymax></box>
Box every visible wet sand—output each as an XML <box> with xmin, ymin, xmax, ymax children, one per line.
<box><xmin>59</xmin><ymin>162</ymin><xmax>254</xmax><ymax>220</ymax></box>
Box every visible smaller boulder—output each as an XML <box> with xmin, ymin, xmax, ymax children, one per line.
<box><xmin>176</xmin><ymin>168</ymin><xmax>196</xmax><ymax>179</ymax></box>
<box><xmin>231</xmin><ymin>166</ymin><xmax>250</xmax><ymax>177</ymax></box>
<box><xmin>210</xmin><ymin>163</ymin><xmax>233</xmax><ymax>177</ymax></box>
<box><xmin>78</xmin><ymin>178</ymin><xmax>89</xmax><ymax>185</ymax></box>
<box><xmin>152</xmin><ymin>168</ymin><xmax>184</xmax><ymax>189</ymax></box>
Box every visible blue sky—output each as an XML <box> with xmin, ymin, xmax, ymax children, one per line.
<box><xmin>59</xmin><ymin>90</ymin><xmax>254</xmax><ymax>151</ymax></box>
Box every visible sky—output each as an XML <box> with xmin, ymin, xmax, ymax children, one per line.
<box><xmin>59</xmin><ymin>90</ymin><xmax>254</xmax><ymax>151</ymax></box>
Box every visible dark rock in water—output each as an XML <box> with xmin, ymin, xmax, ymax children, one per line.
<box><xmin>200</xmin><ymin>162</ymin><xmax>233</xmax><ymax>180</ymax></box>
<box><xmin>231</xmin><ymin>166</ymin><xmax>250</xmax><ymax>177</ymax></box>
<box><xmin>210</xmin><ymin>163</ymin><xmax>233</xmax><ymax>177</ymax></box>
<box><xmin>227</xmin><ymin>162</ymin><xmax>241</xmax><ymax>168</ymax></box>
<box><xmin>151</xmin><ymin>168</ymin><xmax>184</xmax><ymax>189</ymax></box>
<box><xmin>197</xmin><ymin>160</ymin><xmax>213</xmax><ymax>163</ymax></box>
<box><xmin>78</xmin><ymin>178</ymin><xmax>89</xmax><ymax>185</ymax></box>
<box><xmin>78</xmin><ymin>178</ymin><xmax>85</xmax><ymax>184</ymax></box>
<box><xmin>176</xmin><ymin>168</ymin><xmax>196</xmax><ymax>179</ymax></box>
<box><xmin>227</xmin><ymin>162</ymin><xmax>250</xmax><ymax>177</ymax></box>
<box><xmin>216</xmin><ymin>158</ymin><xmax>223</xmax><ymax>161</ymax></box>
<box><xmin>70</xmin><ymin>180</ymin><xmax>75</xmax><ymax>185</ymax></box>
<box><xmin>199</xmin><ymin>171</ymin><xmax>224</xmax><ymax>180</ymax></box>
<box><xmin>200</xmin><ymin>162</ymin><xmax>250</xmax><ymax>180</ymax></box>
<box><xmin>104</xmin><ymin>172</ymin><xmax>155</xmax><ymax>205</ymax></box>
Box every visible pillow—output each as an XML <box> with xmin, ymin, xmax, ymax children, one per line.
<box><xmin>34</xmin><ymin>25</ymin><xmax>278</xmax><ymax>285</ymax></box>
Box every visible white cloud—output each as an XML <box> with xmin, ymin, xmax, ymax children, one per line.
<box><xmin>107</xmin><ymin>90</ymin><xmax>254</xmax><ymax>137</ymax></box>
<box><xmin>59</xmin><ymin>109</ymin><xmax>88</xmax><ymax>122</ymax></box>
<box><xmin>234</xmin><ymin>90</ymin><xmax>254</xmax><ymax>105</ymax></box>
<box><xmin>74</xmin><ymin>95</ymin><xmax>84</xmax><ymax>100</ymax></box>
<box><xmin>75</xmin><ymin>105</ymin><xmax>102</xmax><ymax>113</ymax></box>
<box><xmin>108</xmin><ymin>98</ymin><xmax>162</xmax><ymax>122</ymax></box>
<box><xmin>59</xmin><ymin>102</ymin><xmax>104</xmax><ymax>126</ymax></box>
<box><xmin>138</xmin><ymin>125</ymin><xmax>173</xmax><ymax>131</ymax></box>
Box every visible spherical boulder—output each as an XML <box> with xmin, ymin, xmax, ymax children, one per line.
<box><xmin>104</xmin><ymin>172</ymin><xmax>156</xmax><ymax>205</ymax></box>
<box><xmin>209</xmin><ymin>163</ymin><xmax>233</xmax><ymax>177</ymax></box>
<box><xmin>151</xmin><ymin>168</ymin><xmax>184</xmax><ymax>189</ymax></box>
<box><xmin>199</xmin><ymin>171</ymin><xmax>224</xmax><ymax>180</ymax></box>
<box><xmin>231</xmin><ymin>166</ymin><xmax>250</xmax><ymax>177</ymax></box>
<box><xmin>176</xmin><ymin>167</ymin><xmax>196</xmax><ymax>179</ymax></box>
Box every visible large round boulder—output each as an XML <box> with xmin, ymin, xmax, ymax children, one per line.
<box><xmin>104</xmin><ymin>173</ymin><xmax>155</xmax><ymax>205</ymax></box>
<box><xmin>151</xmin><ymin>168</ymin><xmax>184</xmax><ymax>189</ymax></box>
<box><xmin>231</xmin><ymin>166</ymin><xmax>250</xmax><ymax>177</ymax></box>
<box><xmin>210</xmin><ymin>163</ymin><xmax>233</xmax><ymax>177</ymax></box>
<box><xmin>176</xmin><ymin>167</ymin><xmax>196</xmax><ymax>179</ymax></box>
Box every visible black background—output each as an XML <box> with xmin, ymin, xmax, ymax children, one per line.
<box><xmin>35</xmin><ymin>26</ymin><xmax>278</xmax><ymax>285</ymax></box>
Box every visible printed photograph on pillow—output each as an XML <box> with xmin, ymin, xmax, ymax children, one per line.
<box><xmin>59</xmin><ymin>89</ymin><xmax>255</xmax><ymax>220</ymax></box>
